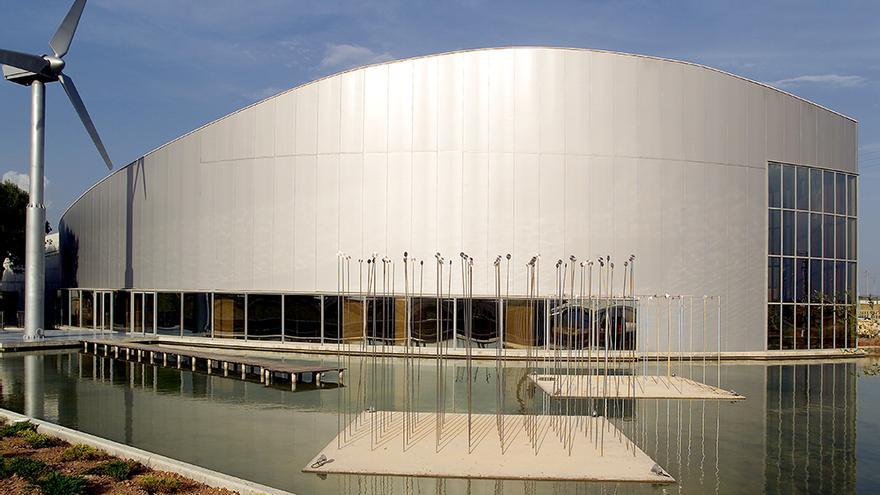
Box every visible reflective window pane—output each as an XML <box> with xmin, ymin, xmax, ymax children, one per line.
<box><xmin>848</xmin><ymin>262</ymin><xmax>857</xmax><ymax>304</ymax></box>
<box><xmin>809</xmin><ymin>260</ymin><xmax>822</xmax><ymax>303</ymax></box>
<box><xmin>847</xmin><ymin>175</ymin><xmax>857</xmax><ymax>216</ymax></box>
<box><xmin>836</xmin><ymin>173</ymin><xmax>846</xmax><ymax>215</ymax></box>
<box><xmin>285</xmin><ymin>295</ymin><xmax>322</xmax><ymax>342</ymax></box>
<box><xmin>183</xmin><ymin>293</ymin><xmax>211</xmax><ymax>337</ymax></box>
<box><xmin>796</xmin><ymin>211</ymin><xmax>808</xmax><ymax>257</ymax></box>
<box><xmin>213</xmin><ymin>293</ymin><xmax>245</xmax><ymax>339</ymax></box>
<box><xmin>322</xmin><ymin>296</ymin><xmax>366</xmax><ymax>344</ymax></box>
<box><xmin>808</xmin><ymin>305</ymin><xmax>821</xmax><ymax>350</ymax></box>
<box><xmin>456</xmin><ymin>298</ymin><xmax>499</xmax><ymax>348</ymax></box>
<box><xmin>795</xmin><ymin>258</ymin><xmax>808</xmax><ymax>303</ymax></box>
<box><xmin>810</xmin><ymin>168</ymin><xmax>823</xmax><ymax>212</ymax></box>
<box><xmin>767</xmin><ymin>305</ymin><xmax>780</xmax><ymax>350</ymax></box>
<box><xmin>247</xmin><ymin>294</ymin><xmax>282</xmax><ymax>341</ymax></box>
<box><xmin>782</xmin><ymin>211</ymin><xmax>795</xmax><ymax>256</ymax></box>
<box><xmin>82</xmin><ymin>290</ymin><xmax>94</xmax><ymax>328</ymax></box>
<box><xmin>70</xmin><ymin>290</ymin><xmax>81</xmax><ymax>327</ymax></box>
<box><xmin>810</xmin><ymin>213</ymin><xmax>822</xmax><ymax>258</ymax></box>
<box><xmin>835</xmin><ymin>216</ymin><xmax>846</xmax><ymax>261</ymax></box>
<box><xmin>768</xmin><ymin>163</ymin><xmax>781</xmax><ymax>208</ymax></box>
<box><xmin>823</xmin><ymin>260</ymin><xmax>835</xmax><ymax>304</ymax></box>
<box><xmin>795</xmin><ymin>305</ymin><xmax>808</xmax><ymax>349</ymax></box>
<box><xmin>505</xmin><ymin>299</ymin><xmax>546</xmax><ymax>347</ymax></box>
<box><xmin>782</xmin><ymin>165</ymin><xmax>796</xmax><ymax>209</ymax></box>
<box><xmin>113</xmin><ymin>291</ymin><xmax>130</xmax><ymax>333</ymax></box>
<box><xmin>768</xmin><ymin>257</ymin><xmax>781</xmax><ymax>302</ymax></box>
<box><xmin>796</xmin><ymin>166</ymin><xmax>809</xmax><ymax>210</ymax></box>
<box><xmin>781</xmin><ymin>304</ymin><xmax>795</xmax><ymax>350</ymax></box>
<box><xmin>823</xmin><ymin>305</ymin><xmax>834</xmax><ymax>348</ymax></box>
<box><xmin>157</xmin><ymin>292</ymin><xmax>181</xmax><ymax>336</ymax></box>
<box><xmin>769</xmin><ymin>210</ymin><xmax>781</xmax><ymax>255</ymax></box>
<box><xmin>823</xmin><ymin>215</ymin><xmax>835</xmax><ymax>259</ymax></box>
<box><xmin>823</xmin><ymin>171</ymin><xmax>835</xmax><ymax>213</ymax></box>
<box><xmin>411</xmin><ymin>297</ymin><xmax>454</xmax><ymax>346</ymax></box>
<box><xmin>836</xmin><ymin>261</ymin><xmax>846</xmax><ymax>303</ymax></box>
<box><xmin>847</xmin><ymin>217</ymin><xmax>856</xmax><ymax>260</ymax></box>
<box><xmin>782</xmin><ymin>257</ymin><xmax>794</xmax><ymax>302</ymax></box>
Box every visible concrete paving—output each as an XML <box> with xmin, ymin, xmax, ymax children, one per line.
<box><xmin>303</xmin><ymin>411</ymin><xmax>673</xmax><ymax>482</ymax></box>
<box><xmin>530</xmin><ymin>374</ymin><xmax>745</xmax><ymax>400</ymax></box>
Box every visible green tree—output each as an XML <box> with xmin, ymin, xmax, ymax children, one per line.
<box><xmin>0</xmin><ymin>180</ymin><xmax>28</xmax><ymax>272</ymax></box>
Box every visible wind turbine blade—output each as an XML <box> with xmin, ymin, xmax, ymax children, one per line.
<box><xmin>0</xmin><ymin>49</ymin><xmax>48</xmax><ymax>74</ymax></box>
<box><xmin>58</xmin><ymin>74</ymin><xmax>113</xmax><ymax>170</ymax></box>
<box><xmin>49</xmin><ymin>0</ymin><xmax>87</xmax><ymax>58</ymax></box>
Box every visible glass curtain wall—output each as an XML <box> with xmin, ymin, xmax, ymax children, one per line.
<box><xmin>767</xmin><ymin>162</ymin><xmax>857</xmax><ymax>349</ymax></box>
<box><xmin>156</xmin><ymin>292</ymin><xmax>181</xmax><ymax>336</ymax></box>
<box><xmin>113</xmin><ymin>291</ymin><xmax>130</xmax><ymax>332</ymax></box>
<box><xmin>213</xmin><ymin>293</ymin><xmax>245</xmax><ymax>339</ymax></box>
<box><xmin>284</xmin><ymin>295</ymin><xmax>322</xmax><ymax>342</ymax></box>
<box><xmin>247</xmin><ymin>294</ymin><xmax>282</xmax><ymax>341</ymax></box>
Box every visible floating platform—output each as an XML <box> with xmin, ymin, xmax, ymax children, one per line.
<box><xmin>303</xmin><ymin>411</ymin><xmax>673</xmax><ymax>483</ymax></box>
<box><xmin>80</xmin><ymin>339</ymin><xmax>344</xmax><ymax>389</ymax></box>
<box><xmin>530</xmin><ymin>374</ymin><xmax>745</xmax><ymax>400</ymax></box>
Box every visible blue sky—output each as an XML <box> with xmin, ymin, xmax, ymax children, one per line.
<box><xmin>1</xmin><ymin>0</ymin><xmax>878</xmax><ymax>293</ymax></box>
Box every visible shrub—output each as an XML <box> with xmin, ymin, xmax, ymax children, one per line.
<box><xmin>0</xmin><ymin>420</ymin><xmax>36</xmax><ymax>438</ymax></box>
<box><xmin>136</xmin><ymin>473</ymin><xmax>184</xmax><ymax>493</ymax></box>
<box><xmin>36</xmin><ymin>471</ymin><xmax>89</xmax><ymax>495</ymax></box>
<box><xmin>61</xmin><ymin>444</ymin><xmax>104</xmax><ymax>461</ymax></box>
<box><xmin>88</xmin><ymin>459</ymin><xmax>141</xmax><ymax>481</ymax></box>
<box><xmin>16</xmin><ymin>428</ymin><xmax>57</xmax><ymax>448</ymax></box>
<box><xmin>5</xmin><ymin>457</ymin><xmax>49</xmax><ymax>482</ymax></box>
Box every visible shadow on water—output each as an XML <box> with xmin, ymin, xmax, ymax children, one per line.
<box><xmin>0</xmin><ymin>351</ymin><xmax>875</xmax><ymax>494</ymax></box>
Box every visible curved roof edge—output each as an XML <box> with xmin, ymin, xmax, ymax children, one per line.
<box><xmin>60</xmin><ymin>45</ymin><xmax>858</xmax><ymax>221</ymax></box>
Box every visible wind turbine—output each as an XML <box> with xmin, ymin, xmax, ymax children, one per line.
<box><xmin>1</xmin><ymin>0</ymin><xmax>113</xmax><ymax>341</ymax></box>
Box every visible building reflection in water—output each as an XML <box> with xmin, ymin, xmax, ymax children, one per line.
<box><xmin>0</xmin><ymin>353</ymin><xmax>861</xmax><ymax>495</ymax></box>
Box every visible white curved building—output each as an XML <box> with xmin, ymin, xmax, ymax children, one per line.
<box><xmin>57</xmin><ymin>47</ymin><xmax>858</xmax><ymax>352</ymax></box>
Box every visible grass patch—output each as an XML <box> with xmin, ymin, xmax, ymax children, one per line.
<box><xmin>16</xmin><ymin>428</ymin><xmax>57</xmax><ymax>448</ymax></box>
<box><xmin>0</xmin><ymin>420</ymin><xmax>36</xmax><ymax>438</ymax></box>
<box><xmin>61</xmin><ymin>444</ymin><xmax>105</xmax><ymax>461</ymax></box>
<box><xmin>88</xmin><ymin>459</ymin><xmax>141</xmax><ymax>481</ymax></box>
<box><xmin>135</xmin><ymin>473</ymin><xmax>184</xmax><ymax>493</ymax></box>
<box><xmin>3</xmin><ymin>457</ymin><xmax>49</xmax><ymax>482</ymax></box>
<box><xmin>36</xmin><ymin>471</ymin><xmax>89</xmax><ymax>495</ymax></box>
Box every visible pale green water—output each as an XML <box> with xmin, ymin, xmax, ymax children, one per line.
<box><xmin>0</xmin><ymin>350</ymin><xmax>877</xmax><ymax>494</ymax></box>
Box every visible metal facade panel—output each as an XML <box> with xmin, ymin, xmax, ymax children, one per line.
<box><xmin>212</xmin><ymin>161</ymin><xmax>235</xmax><ymax>289</ymax></box>
<box><xmin>164</xmin><ymin>147</ymin><xmax>182</xmax><ymax>289</ymax></box>
<box><xmin>488</xmin><ymin>50</ymin><xmax>515</xmax><ymax>153</ymax></box>
<box><xmin>363</xmin><ymin>153</ymin><xmax>388</xmax><ymax>256</ymax></box>
<box><xmin>252</xmin><ymin>157</ymin><xmax>275</xmax><ymax>289</ymax></box>
<box><xmin>233</xmin><ymin>160</ymin><xmax>255</xmax><ymax>289</ymax></box>
<box><xmin>436</xmin><ymin>151</ymin><xmax>462</xmax><ymax>273</ymax></box>
<box><xmin>636</xmin><ymin>57</ymin><xmax>663</xmax><ymax>159</ymax></box>
<box><xmin>232</xmin><ymin>108</ymin><xmax>255</xmax><ymax>161</ymax></box>
<box><xmin>704</xmin><ymin>71</ymin><xmax>728</xmax><ymax>165</ymax></box>
<box><xmin>783</xmin><ymin>96</ymin><xmax>803</xmax><ymax>166</ymax></box>
<box><xmin>294</xmin><ymin>155</ymin><xmax>317</xmax><ymax>291</ymax></box>
<box><xmin>588</xmin><ymin>52</ymin><xmax>614</xmax><ymax>156</ymax></box>
<box><xmin>726</xmin><ymin>164</ymin><xmax>750</xmax><ymax>351</ymax></box>
<box><xmin>563</xmin><ymin>50</ymin><xmax>590</xmax><ymax>156</ymax></box>
<box><xmin>386</xmin><ymin>152</ymin><xmax>412</xmax><ymax>289</ymax></box>
<box><xmin>411</xmin><ymin>152</ymin><xmax>438</xmax><ymax>284</ymax></box>
<box><xmin>462</xmin><ymin>51</ymin><xmax>489</xmax><ymax>153</ymax></box>
<box><xmin>295</xmin><ymin>84</ymin><xmax>318</xmax><ymax>155</ymax></box>
<box><xmin>612</xmin><ymin>157</ymin><xmax>637</xmax><ymax>260</ymax></box>
<box><xmin>272</xmin><ymin>156</ymin><xmax>295</xmax><ymax>290</ymax></box>
<box><xmin>681</xmin><ymin>64</ymin><xmax>707</xmax><ymax>163</ymax></box>
<box><xmin>538</xmin><ymin>154</ymin><xmax>565</xmax><ymax>266</ymax></box>
<box><xmin>538</xmin><ymin>49</ymin><xmax>565</xmax><ymax>154</ymax></box>
<box><xmin>195</xmin><ymin>159</ymin><xmax>215</xmax><ymax>289</ymax></box>
<box><xmin>725</xmin><ymin>75</ymin><xmax>749</xmax><ymax>167</ymax></box>
<box><xmin>437</xmin><ymin>54</ymin><xmax>462</xmax><ymax>152</ymax></box>
<box><xmin>363</xmin><ymin>65</ymin><xmax>388</xmax><ymax>153</ymax></box>
<box><xmin>660</xmin><ymin>160</ymin><xmax>685</xmax><ymax>295</ymax></box>
<box><xmin>461</xmin><ymin>152</ymin><xmax>489</xmax><ymax>294</ymax></box>
<box><xmin>800</xmin><ymin>102</ymin><xmax>818</xmax><ymax>168</ymax></box>
<box><xmin>338</xmin><ymin>154</ymin><xmax>364</xmax><ymax>263</ymax></box>
<box><xmin>513</xmin><ymin>49</ymin><xmax>539</xmax><ymax>154</ymax></box>
<box><xmin>340</xmin><ymin>70</ymin><xmax>364</xmax><ymax>153</ymax></box>
<box><xmin>512</xmin><ymin>153</ymin><xmax>539</xmax><ymax>294</ymax></box>
<box><xmin>388</xmin><ymin>62</ymin><xmax>413</xmax><ymax>152</ymax></box>
<box><xmin>612</xmin><ymin>54</ymin><xmax>638</xmax><ymax>158</ymax></box>
<box><xmin>633</xmin><ymin>158</ymin><xmax>663</xmax><ymax>296</ymax></box>
<box><xmin>274</xmin><ymin>91</ymin><xmax>295</xmax><ymax>156</ymax></box>
<box><xmin>317</xmin><ymin>77</ymin><xmax>341</xmax><ymax>155</ymax></box>
<box><xmin>746</xmin><ymin>85</ymin><xmax>767</xmax><ymax>169</ymax></box>
<box><xmin>563</xmin><ymin>155</ymin><xmax>589</xmax><ymax>258</ymax></box>
<box><xmin>487</xmin><ymin>153</ymin><xmax>514</xmax><ymax>273</ymax></box>
<box><xmin>765</xmin><ymin>90</ymin><xmax>784</xmax><ymax>161</ymax></box>
<box><xmin>412</xmin><ymin>58</ymin><xmax>438</xmax><ymax>152</ymax></box>
<box><xmin>315</xmin><ymin>154</ymin><xmax>340</xmax><ymax>293</ymax></box>
<box><xmin>253</xmin><ymin>99</ymin><xmax>275</xmax><ymax>158</ymax></box>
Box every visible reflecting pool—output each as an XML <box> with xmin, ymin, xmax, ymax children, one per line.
<box><xmin>0</xmin><ymin>350</ymin><xmax>878</xmax><ymax>494</ymax></box>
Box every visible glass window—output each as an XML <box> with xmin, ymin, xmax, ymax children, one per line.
<box><xmin>183</xmin><ymin>293</ymin><xmax>211</xmax><ymax>337</ymax></box>
<box><xmin>810</xmin><ymin>213</ymin><xmax>822</xmax><ymax>258</ymax></box>
<box><xmin>504</xmin><ymin>299</ymin><xmax>546</xmax><ymax>348</ymax></box>
<box><xmin>823</xmin><ymin>215</ymin><xmax>835</xmax><ymax>259</ymax></box>
<box><xmin>781</xmin><ymin>304</ymin><xmax>795</xmax><ymax>350</ymax></box>
<box><xmin>767</xmin><ymin>305</ymin><xmax>780</xmax><ymax>350</ymax></box>
<box><xmin>808</xmin><ymin>305</ymin><xmax>821</xmax><ymax>350</ymax></box>
<box><xmin>157</xmin><ymin>293</ymin><xmax>181</xmax><ymax>336</ymax></box>
<box><xmin>144</xmin><ymin>293</ymin><xmax>155</xmax><ymax>334</ymax></box>
<box><xmin>796</xmin><ymin>212</ymin><xmax>809</xmax><ymax>257</ymax></box>
<box><xmin>835</xmin><ymin>261</ymin><xmax>846</xmax><ymax>303</ymax></box>
<box><xmin>768</xmin><ymin>257</ymin><xmax>781</xmax><ymax>302</ymax></box>
<box><xmin>847</xmin><ymin>175</ymin><xmax>857</xmax><ymax>216</ymax></box>
<box><xmin>768</xmin><ymin>163</ymin><xmax>781</xmax><ymax>208</ymax></box>
<box><xmin>70</xmin><ymin>290</ymin><xmax>81</xmax><ymax>326</ymax></box>
<box><xmin>768</xmin><ymin>210</ymin><xmax>781</xmax><ymax>255</ymax></box>
<box><xmin>782</xmin><ymin>258</ymin><xmax>794</xmax><ymax>303</ymax></box>
<box><xmin>809</xmin><ymin>259</ymin><xmax>822</xmax><ymax>303</ymax></box>
<box><xmin>456</xmin><ymin>298</ymin><xmax>500</xmax><ymax>348</ymax></box>
<box><xmin>835</xmin><ymin>216</ymin><xmax>846</xmax><ymax>261</ymax></box>
<box><xmin>835</xmin><ymin>173</ymin><xmax>846</xmax><ymax>215</ymax></box>
<box><xmin>795</xmin><ymin>305</ymin><xmax>808</xmax><ymax>349</ymax></box>
<box><xmin>847</xmin><ymin>217</ymin><xmax>856</xmax><ymax>260</ymax></box>
<box><xmin>411</xmin><ymin>297</ymin><xmax>454</xmax><ymax>346</ymax></box>
<box><xmin>782</xmin><ymin>211</ymin><xmax>795</xmax><ymax>256</ymax></box>
<box><xmin>113</xmin><ymin>291</ymin><xmax>130</xmax><ymax>333</ymax></box>
<box><xmin>823</xmin><ymin>260</ymin><xmax>835</xmax><ymax>304</ymax></box>
<box><xmin>81</xmin><ymin>291</ymin><xmax>94</xmax><ymax>328</ymax></box>
<box><xmin>284</xmin><ymin>295</ymin><xmax>322</xmax><ymax>342</ymax></box>
<box><xmin>833</xmin><ymin>306</ymin><xmax>846</xmax><ymax>348</ymax></box>
<box><xmin>247</xmin><ymin>294</ymin><xmax>282</xmax><ymax>341</ymax></box>
<box><xmin>782</xmin><ymin>165</ymin><xmax>796</xmax><ymax>209</ymax></box>
<box><xmin>822</xmin><ymin>305</ymin><xmax>834</xmax><ymax>348</ymax></box>
<box><xmin>795</xmin><ymin>259</ymin><xmax>808</xmax><ymax>303</ymax></box>
<box><xmin>810</xmin><ymin>168</ymin><xmax>823</xmax><ymax>212</ymax></box>
<box><xmin>823</xmin><ymin>171</ymin><xmax>835</xmax><ymax>213</ymax></box>
<box><xmin>796</xmin><ymin>167</ymin><xmax>809</xmax><ymax>210</ymax></box>
<box><xmin>213</xmin><ymin>293</ymin><xmax>245</xmax><ymax>339</ymax></box>
<box><xmin>323</xmin><ymin>295</ymin><xmax>371</xmax><ymax>344</ymax></box>
<box><xmin>848</xmin><ymin>262</ymin><xmax>857</xmax><ymax>304</ymax></box>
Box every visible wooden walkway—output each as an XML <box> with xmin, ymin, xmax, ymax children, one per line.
<box><xmin>80</xmin><ymin>339</ymin><xmax>344</xmax><ymax>390</ymax></box>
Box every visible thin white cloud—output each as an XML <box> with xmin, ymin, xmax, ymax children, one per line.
<box><xmin>320</xmin><ymin>44</ymin><xmax>394</xmax><ymax>70</ymax></box>
<box><xmin>2</xmin><ymin>170</ymin><xmax>49</xmax><ymax>192</ymax></box>
<box><xmin>769</xmin><ymin>74</ymin><xmax>867</xmax><ymax>89</ymax></box>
